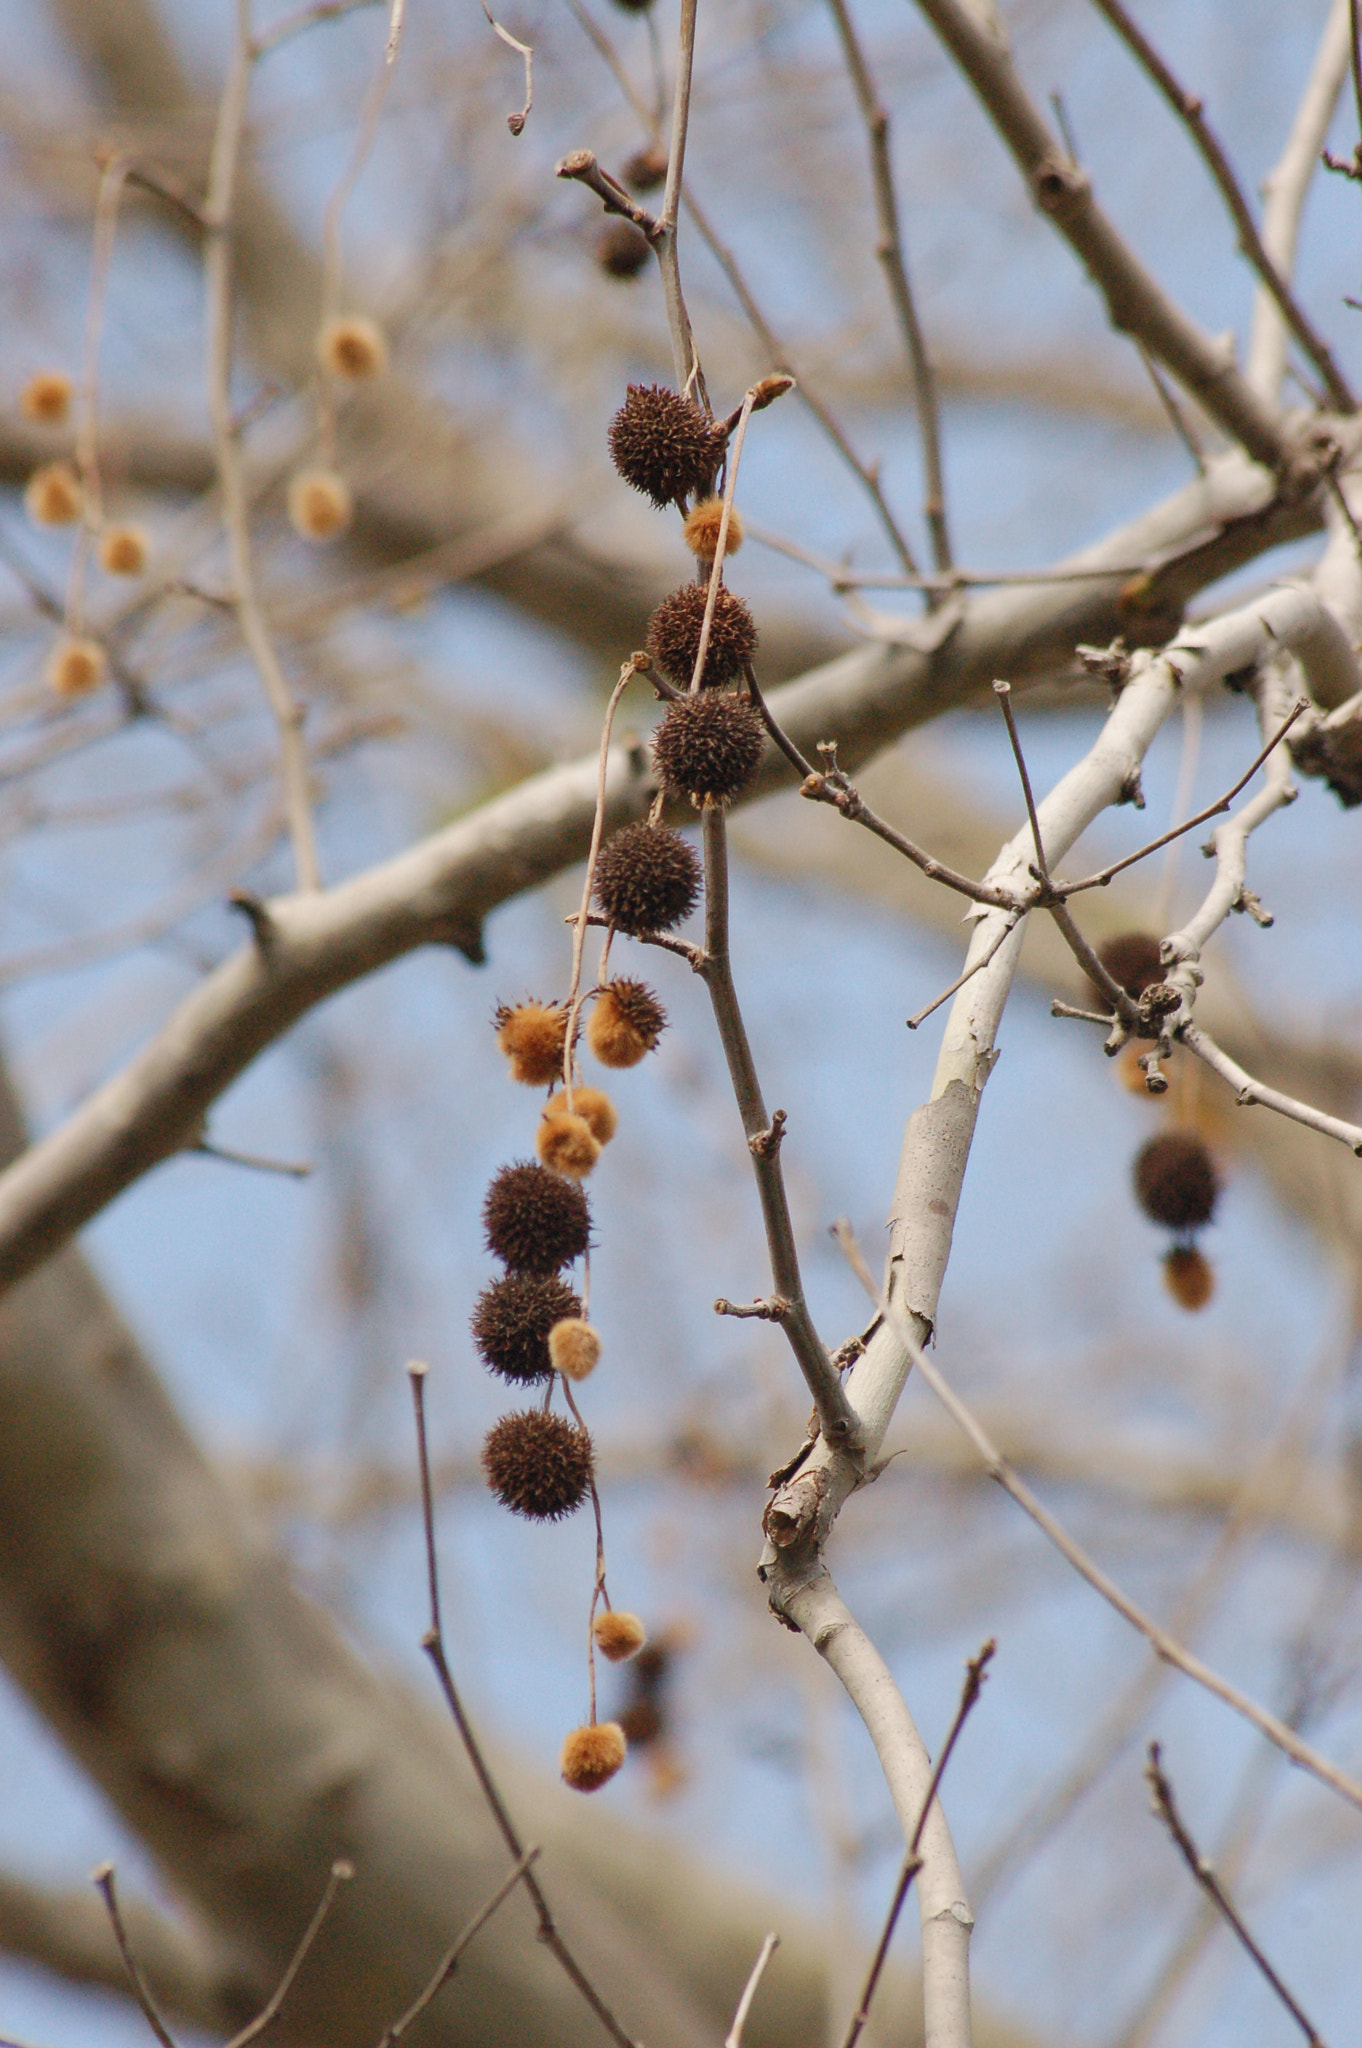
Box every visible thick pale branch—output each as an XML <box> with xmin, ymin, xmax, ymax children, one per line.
<box><xmin>912</xmin><ymin>0</ymin><xmax>1306</xmax><ymax>471</ymax></box>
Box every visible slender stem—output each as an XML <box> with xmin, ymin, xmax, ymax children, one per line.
<box><xmin>1145</xmin><ymin>1745</ymin><xmax>1327</xmax><ymax>2046</ymax></box>
<box><xmin>802</xmin><ymin>764</ymin><xmax>1016</xmax><ymax>910</ymax></box>
<box><xmin>724</xmin><ymin>1933</ymin><xmax>780</xmax><ymax>2048</ymax></box>
<box><xmin>1088</xmin><ymin>0</ymin><xmax>1353</xmax><ymax>409</ymax></box>
<box><xmin>225</xmin><ymin>1861</ymin><xmax>353</xmax><ymax>2048</ymax></box>
<box><xmin>204</xmin><ymin>0</ymin><xmax>320</xmax><ymax>891</ymax></box>
<box><xmin>833</xmin><ymin>1227</ymin><xmax>1362</xmax><ymax>1816</ymax></box>
<box><xmin>698</xmin><ymin>805</ymin><xmax>860</xmax><ymax>1450</ymax></box>
<box><xmin>376</xmin><ymin>1849</ymin><xmax>541</xmax><ymax>2048</ymax></box>
<box><xmin>93</xmin><ymin>1868</ymin><xmax>179</xmax><ymax>2048</ymax></box>
<box><xmin>1180</xmin><ymin>1022</ymin><xmax>1362</xmax><ymax>1154</ymax></box>
<box><xmin>993</xmin><ymin>681</ymin><xmax>1046</xmax><ymax>873</ymax></box>
<box><xmin>405</xmin><ymin>1366</ymin><xmax>640</xmax><ymax>2048</ymax></box>
<box><xmin>906</xmin><ymin>918</ymin><xmax>1018</xmax><ymax>1031</ymax></box>
<box><xmin>689</xmin><ymin>389</ymin><xmax>756</xmax><ymax>692</ymax></box>
<box><xmin>656</xmin><ymin>0</ymin><xmax>704</xmax><ymax>400</ymax></box>
<box><xmin>563</xmin><ymin>657</ymin><xmax>645</xmax><ymax>1085</ymax></box>
<box><xmin>825</xmin><ymin>0</ymin><xmax>952</xmax><ymax>573</ymax></box>
<box><xmin>1060</xmin><ymin>697</ymin><xmax>1307</xmax><ymax>894</ymax></box>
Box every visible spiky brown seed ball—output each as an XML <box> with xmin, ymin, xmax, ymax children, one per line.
<box><xmin>682</xmin><ymin>496</ymin><xmax>743</xmax><ymax>560</ymax></box>
<box><xmin>594</xmin><ymin>822</ymin><xmax>700</xmax><ymax>936</ymax></box>
<box><xmin>622</xmin><ymin>144</ymin><xmax>667</xmax><ymax>191</ymax></box>
<box><xmin>546</xmin><ymin>1086</ymin><xmax>618</xmax><ymax>1146</ymax></box>
<box><xmin>587</xmin><ymin>979</ymin><xmax>667</xmax><ymax>1067</ymax></box>
<box><xmin>287</xmin><ymin>467</ymin><xmax>352</xmax><ymax>541</ymax></box>
<box><xmin>495</xmin><ymin>1000</ymin><xmax>572</xmax><ymax>1086</ymax></box>
<box><xmin>471</xmin><ymin>1273</ymin><xmax>582</xmax><ymax>1382</ymax></box>
<box><xmin>483</xmin><ymin>1162</ymin><xmax>590</xmax><ymax>1273</ymax></box>
<box><xmin>1133</xmin><ymin>1132</ymin><xmax>1220</xmax><ymax>1233</ymax></box>
<box><xmin>482</xmin><ymin>1410</ymin><xmax>594</xmax><ymax>1520</ymax></box>
<box><xmin>45</xmin><ymin>635</ymin><xmax>106</xmax><ymax>698</ymax></box>
<box><xmin>561</xmin><ymin>1721</ymin><xmax>627</xmax><ymax>1790</ymax></box>
<box><xmin>608</xmin><ymin>385</ymin><xmax>720</xmax><ymax>508</ymax></box>
<box><xmin>1163</xmin><ymin>1244</ymin><xmax>1214</xmax><ymax>1312</ymax></box>
<box><xmin>538</xmin><ymin>1110</ymin><xmax>601</xmax><ymax>1179</ymax></box>
<box><xmin>317</xmin><ymin>315</ymin><xmax>388</xmax><ymax>380</ymax></box>
<box><xmin>98</xmin><ymin>524</ymin><xmax>151</xmax><ymax>576</ymax></box>
<box><xmin>24</xmin><ymin>461</ymin><xmax>82</xmax><ymax>527</ymax></box>
<box><xmin>594</xmin><ymin>1610</ymin><xmax>647</xmax><ymax>1662</ymax></box>
<box><xmin>646</xmin><ymin>581</ymin><xmax>758</xmax><ymax>689</ymax></box>
<box><xmin>20</xmin><ymin>371</ymin><xmax>73</xmax><ymax>425</ymax></box>
<box><xmin>549</xmin><ymin>1317</ymin><xmax>601</xmax><ymax>1380</ymax></box>
<box><xmin>1091</xmin><ymin>930</ymin><xmax>1164</xmax><ymax>1008</ymax></box>
<box><xmin>596</xmin><ymin>221</ymin><xmax>651</xmax><ymax>279</ymax></box>
<box><xmin>653</xmin><ymin>693</ymin><xmax>766</xmax><ymax>804</ymax></box>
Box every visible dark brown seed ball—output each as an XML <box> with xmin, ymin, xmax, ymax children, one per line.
<box><xmin>587</xmin><ymin>978</ymin><xmax>667</xmax><ymax>1067</ymax></box>
<box><xmin>608</xmin><ymin>386</ymin><xmax>720</xmax><ymax>508</ymax></box>
<box><xmin>594</xmin><ymin>822</ymin><xmax>701</xmax><ymax>936</ymax></box>
<box><xmin>596</xmin><ymin>221</ymin><xmax>651</xmax><ymax>279</ymax></box>
<box><xmin>482</xmin><ymin>1410</ymin><xmax>594</xmax><ymax>1519</ymax></box>
<box><xmin>1091</xmin><ymin>931</ymin><xmax>1164</xmax><ymax>1008</ymax></box>
<box><xmin>483</xmin><ymin>1162</ymin><xmax>590</xmax><ymax>1274</ymax></box>
<box><xmin>622</xmin><ymin>145</ymin><xmax>667</xmax><ymax>191</ymax></box>
<box><xmin>1133</xmin><ymin>1132</ymin><xmax>1220</xmax><ymax>1233</ymax></box>
<box><xmin>653</xmin><ymin>693</ymin><xmax>766</xmax><ymax>804</ymax></box>
<box><xmin>471</xmin><ymin>1273</ymin><xmax>583</xmax><ymax>1382</ymax></box>
<box><xmin>646</xmin><ymin>581</ymin><xmax>758</xmax><ymax>688</ymax></box>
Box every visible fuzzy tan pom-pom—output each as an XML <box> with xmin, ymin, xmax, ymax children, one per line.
<box><xmin>608</xmin><ymin>385</ymin><xmax>720</xmax><ymax>508</ymax></box>
<box><xmin>682</xmin><ymin>497</ymin><xmax>743</xmax><ymax>560</ymax></box>
<box><xmin>586</xmin><ymin>979</ymin><xmax>666</xmax><ymax>1068</ymax></box>
<box><xmin>561</xmin><ymin>1721</ymin><xmax>627</xmax><ymax>1791</ymax></box>
<box><xmin>97</xmin><ymin>524</ymin><xmax>151</xmax><ymax>577</ymax></box>
<box><xmin>24</xmin><ymin>461</ymin><xmax>82</xmax><ymax>527</ymax></box>
<box><xmin>594</xmin><ymin>822</ymin><xmax>701</xmax><ymax>936</ymax></box>
<box><xmin>646</xmin><ymin>581</ymin><xmax>757</xmax><ymax>690</ymax></box>
<box><xmin>549</xmin><ymin>1317</ymin><xmax>601</xmax><ymax>1381</ymax></box>
<box><xmin>1163</xmin><ymin>1244</ymin><xmax>1214</xmax><ymax>1312</ymax></box>
<box><xmin>538</xmin><ymin>1110</ymin><xmax>601</xmax><ymax>1179</ymax></box>
<box><xmin>483</xmin><ymin>1162</ymin><xmax>590</xmax><ymax>1273</ymax></box>
<box><xmin>495</xmin><ymin>1000</ymin><xmax>572</xmax><ymax>1086</ymax></box>
<box><xmin>482</xmin><ymin>1410</ymin><xmax>593</xmax><ymax>1519</ymax></box>
<box><xmin>45</xmin><ymin>635</ymin><xmax>106</xmax><ymax>698</ymax></box>
<box><xmin>546</xmin><ymin>1086</ymin><xmax>617</xmax><ymax>1146</ymax></box>
<box><xmin>287</xmin><ymin>467</ymin><xmax>352</xmax><ymax>541</ymax></box>
<box><xmin>1133</xmin><ymin>1132</ymin><xmax>1220</xmax><ymax>1233</ymax></box>
<box><xmin>317</xmin><ymin>315</ymin><xmax>388</xmax><ymax>380</ymax></box>
<box><xmin>593</xmin><ymin>1610</ymin><xmax>647</xmax><ymax>1662</ymax></box>
<box><xmin>19</xmin><ymin>372</ymin><xmax>73</xmax><ymax>425</ymax></box>
<box><xmin>653</xmin><ymin>693</ymin><xmax>765</xmax><ymax>804</ymax></box>
<box><xmin>472</xmin><ymin>1273</ymin><xmax>582</xmax><ymax>1382</ymax></box>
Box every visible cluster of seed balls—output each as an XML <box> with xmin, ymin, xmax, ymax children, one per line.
<box><xmin>478</xmin><ymin>979</ymin><xmax>667</xmax><ymax>1788</ymax></box>
<box><xmin>608</xmin><ymin>383</ymin><xmax>770</xmax><ymax>817</ymax></box>
<box><xmin>1093</xmin><ymin>931</ymin><xmax>1222</xmax><ymax>1311</ymax></box>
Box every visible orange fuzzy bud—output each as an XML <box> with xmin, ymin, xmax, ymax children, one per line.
<box><xmin>317</xmin><ymin>315</ymin><xmax>388</xmax><ymax>380</ymax></box>
<box><xmin>546</xmin><ymin>1086</ymin><xmax>617</xmax><ymax>1146</ymax></box>
<box><xmin>537</xmin><ymin>1110</ymin><xmax>601</xmax><ymax>1179</ymax></box>
<box><xmin>1163</xmin><ymin>1244</ymin><xmax>1214</xmax><ymax>1312</ymax></box>
<box><xmin>561</xmin><ymin>1722</ymin><xmax>627</xmax><ymax>1792</ymax></box>
<box><xmin>587</xmin><ymin>979</ymin><xmax>666</xmax><ymax>1068</ymax></box>
<box><xmin>548</xmin><ymin>1318</ymin><xmax>601</xmax><ymax>1380</ymax></box>
<box><xmin>98</xmin><ymin>524</ymin><xmax>151</xmax><ymax>576</ymax></box>
<box><xmin>495</xmin><ymin>1001</ymin><xmax>572</xmax><ymax>1086</ymax></box>
<box><xmin>593</xmin><ymin>1610</ymin><xmax>646</xmax><ymax>1662</ymax></box>
<box><xmin>19</xmin><ymin>372</ymin><xmax>73</xmax><ymax>425</ymax></box>
<box><xmin>24</xmin><ymin>461</ymin><xmax>82</xmax><ymax>527</ymax></box>
<box><xmin>682</xmin><ymin>496</ymin><xmax>743</xmax><ymax>560</ymax></box>
<box><xmin>287</xmin><ymin>467</ymin><xmax>352</xmax><ymax>541</ymax></box>
<box><xmin>45</xmin><ymin>635</ymin><xmax>106</xmax><ymax>698</ymax></box>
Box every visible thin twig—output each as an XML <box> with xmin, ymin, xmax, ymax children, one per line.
<box><xmin>192</xmin><ymin>1139</ymin><xmax>313</xmax><ymax>1179</ymax></box>
<box><xmin>405</xmin><ymin>1367</ymin><xmax>641</xmax><ymax>2048</ymax></box>
<box><xmin>831</xmin><ymin>1223</ymin><xmax>1362</xmax><ymax>1816</ymax></box>
<box><xmin>906</xmin><ymin>917</ymin><xmax>1018</xmax><ymax>1030</ymax></box>
<box><xmin>204</xmin><ymin>1</ymin><xmax>320</xmax><ymax>890</ymax></box>
<box><xmin>563</xmin><ymin>655</ymin><xmax>648</xmax><ymax>1084</ymax></box>
<box><xmin>226</xmin><ymin>1861</ymin><xmax>354</xmax><ymax>2048</ymax></box>
<box><xmin>993</xmin><ymin>680</ymin><xmax>1046</xmax><ymax>874</ymax></box>
<box><xmin>698</xmin><ymin>805</ymin><xmax>861</xmax><ymax>1451</ymax></box>
<box><xmin>92</xmin><ymin>1867</ymin><xmax>179</xmax><ymax>2048</ymax></box>
<box><xmin>376</xmin><ymin>1849</ymin><xmax>541</xmax><ymax>2048</ymax></box>
<box><xmin>480</xmin><ymin>1</ymin><xmax>533</xmax><ymax>134</ymax></box>
<box><xmin>1060</xmin><ymin>698</ymin><xmax>1308</xmax><ymax>894</ymax></box>
<box><xmin>689</xmin><ymin>386</ymin><xmax>761</xmax><ymax>693</ymax></box>
<box><xmin>838</xmin><ymin>1641</ymin><xmax>994</xmax><ymax>2048</ymax></box>
<box><xmin>1088</xmin><ymin>0</ymin><xmax>1353</xmax><ymax>409</ymax></box>
<box><xmin>802</xmin><ymin>753</ymin><xmax>1015</xmax><ymax>910</ymax></box>
<box><xmin>656</xmin><ymin>0</ymin><xmax>704</xmax><ymax>400</ymax></box>
<box><xmin>1180</xmin><ymin>1022</ymin><xmax>1362</xmax><ymax>1155</ymax></box>
<box><xmin>825</xmin><ymin>0</ymin><xmax>952</xmax><ymax>574</ymax></box>
<box><xmin>1145</xmin><ymin>1744</ymin><xmax>1327</xmax><ymax>2046</ymax></box>
<box><xmin>724</xmin><ymin>1933</ymin><xmax>780</xmax><ymax>2048</ymax></box>
<box><xmin>1135</xmin><ymin>341</ymin><xmax>1207</xmax><ymax>473</ymax></box>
